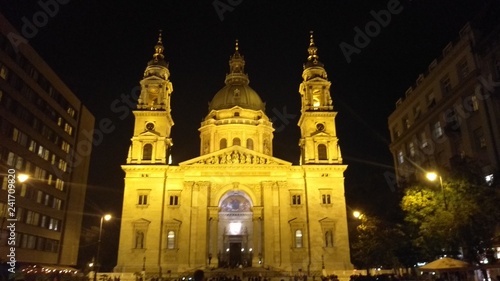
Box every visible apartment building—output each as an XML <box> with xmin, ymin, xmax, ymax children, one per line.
<box><xmin>0</xmin><ymin>13</ymin><xmax>95</xmax><ymax>266</ymax></box>
<box><xmin>388</xmin><ymin>16</ymin><xmax>500</xmax><ymax>186</ymax></box>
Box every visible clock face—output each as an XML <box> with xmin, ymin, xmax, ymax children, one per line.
<box><xmin>146</xmin><ymin>122</ymin><xmax>155</xmax><ymax>131</ymax></box>
<box><xmin>316</xmin><ymin>123</ymin><xmax>325</xmax><ymax>131</ymax></box>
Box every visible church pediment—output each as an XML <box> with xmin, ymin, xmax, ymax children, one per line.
<box><xmin>137</xmin><ymin>130</ymin><xmax>161</xmax><ymax>137</ymax></box>
<box><xmin>311</xmin><ymin>131</ymin><xmax>330</xmax><ymax>137</ymax></box>
<box><xmin>179</xmin><ymin>146</ymin><xmax>291</xmax><ymax>166</ymax></box>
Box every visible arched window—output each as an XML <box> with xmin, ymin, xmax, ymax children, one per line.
<box><xmin>295</xmin><ymin>230</ymin><xmax>303</xmax><ymax>248</ymax></box>
<box><xmin>233</xmin><ymin>138</ymin><xmax>241</xmax><ymax>146</ymax></box>
<box><xmin>135</xmin><ymin>231</ymin><xmax>144</xmax><ymax>249</ymax></box>
<box><xmin>220</xmin><ymin>138</ymin><xmax>227</xmax><ymax>149</ymax></box>
<box><xmin>167</xmin><ymin>230</ymin><xmax>175</xmax><ymax>249</ymax></box>
<box><xmin>318</xmin><ymin>144</ymin><xmax>327</xmax><ymax>160</ymax></box>
<box><xmin>246</xmin><ymin>139</ymin><xmax>254</xmax><ymax>150</ymax></box>
<box><xmin>143</xmin><ymin>144</ymin><xmax>152</xmax><ymax>160</ymax></box>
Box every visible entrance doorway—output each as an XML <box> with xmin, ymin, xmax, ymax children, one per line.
<box><xmin>229</xmin><ymin>242</ymin><xmax>242</xmax><ymax>267</ymax></box>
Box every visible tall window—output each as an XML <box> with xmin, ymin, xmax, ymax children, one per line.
<box><xmin>433</xmin><ymin>121</ymin><xmax>443</xmax><ymax>138</ymax></box>
<box><xmin>233</xmin><ymin>138</ymin><xmax>241</xmax><ymax>146</ymax></box>
<box><xmin>220</xmin><ymin>138</ymin><xmax>227</xmax><ymax>149</ymax></box>
<box><xmin>318</xmin><ymin>144</ymin><xmax>327</xmax><ymax>160</ymax></box>
<box><xmin>292</xmin><ymin>195</ymin><xmax>301</xmax><ymax>205</ymax></box>
<box><xmin>325</xmin><ymin>230</ymin><xmax>333</xmax><ymax>247</ymax></box>
<box><xmin>295</xmin><ymin>230</ymin><xmax>303</xmax><ymax>248</ymax></box>
<box><xmin>246</xmin><ymin>139</ymin><xmax>254</xmax><ymax>150</ymax></box>
<box><xmin>135</xmin><ymin>231</ymin><xmax>145</xmax><ymax>249</ymax></box>
<box><xmin>143</xmin><ymin>144</ymin><xmax>152</xmax><ymax>160</ymax></box>
<box><xmin>321</xmin><ymin>194</ymin><xmax>331</xmax><ymax>204</ymax></box>
<box><xmin>167</xmin><ymin>230</ymin><xmax>175</xmax><ymax>249</ymax></box>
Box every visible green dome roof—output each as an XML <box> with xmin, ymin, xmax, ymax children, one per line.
<box><xmin>209</xmin><ymin>84</ymin><xmax>265</xmax><ymax>111</ymax></box>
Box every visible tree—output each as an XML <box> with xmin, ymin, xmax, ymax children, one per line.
<box><xmin>351</xmin><ymin>214</ymin><xmax>406</xmax><ymax>273</ymax></box>
<box><xmin>400</xmin><ymin>163</ymin><xmax>500</xmax><ymax>263</ymax></box>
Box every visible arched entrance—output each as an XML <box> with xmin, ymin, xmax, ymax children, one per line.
<box><xmin>217</xmin><ymin>191</ymin><xmax>254</xmax><ymax>268</ymax></box>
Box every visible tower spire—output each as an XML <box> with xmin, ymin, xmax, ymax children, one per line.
<box><xmin>225</xmin><ymin>39</ymin><xmax>248</xmax><ymax>85</ymax></box>
<box><xmin>305</xmin><ymin>31</ymin><xmax>323</xmax><ymax>68</ymax></box>
<box><xmin>152</xmin><ymin>29</ymin><xmax>164</xmax><ymax>62</ymax></box>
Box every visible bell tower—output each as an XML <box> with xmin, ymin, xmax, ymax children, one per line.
<box><xmin>127</xmin><ymin>31</ymin><xmax>174</xmax><ymax>164</ymax></box>
<box><xmin>297</xmin><ymin>32</ymin><xmax>342</xmax><ymax>164</ymax></box>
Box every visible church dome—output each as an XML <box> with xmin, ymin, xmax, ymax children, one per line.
<box><xmin>210</xmin><ymin>84</ymin><xmax>265</xmax><ymax>111</ymax></box>
<box><xmin>209</xmin><ymin>41</ymin><xmax>265</xmax><ymax>112</ymax></box>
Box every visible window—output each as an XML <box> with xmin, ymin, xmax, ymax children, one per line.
<box><xmin>167</xmin><ymin>230</ymin><xmax>175</xmax><ymax>249</ymax></box>
<box><xmin>0</xmin><ymin>63</ymin><xmax>9</xmax><ymax>80</ymax></box>
<box><xmin>325</xmin><ymin>230</ymin><xmax>334</xmax><ymax>247</ymax></box>
<box><xmin>169</xmin><ymin>195</ymin><xmax>179</xmax><ymax>206</ymax></box>
<box><xmin>427</xmin><ymin>92</ymin><xmax>436</xmax><ymax>108</ymax></box>
<box><xmin>233</xmin><ymin>138</ymin><xmax>241</xmax><ymax>146</ymax></box>
<box><xmin>55</xmin><ymin>178</ymin><xmax>65</xmax><ymax>191</ymax></box>
<box><xmin>433</xmin><ymin>121</ymin><xmax>443</xmax><ymax>138</ymax></box>
<box><xmin>61</xmin><ymin>141</ymin><xmax>70</xmax><ymax>153</ymax></box>
<box><xmin>143</xmin><ymin>144</ymin><xmax>152</xmax><ymax>160</ymax></box>
<box><xmin>135</xmin><ymin>231</ymin><xmax>145</xmax><ymax>249</ymax></box>
<box><xmin>413</xmin><ymin>104</ymin><xmax>421</xmax><ymax>119</ymax></box>
<box><xmin>409</xmin><ymin>142</ymin><xmax>415</xmax><ymax>157</ymax></box>
<box><xmin>220</xmin><ymin>138</ymin><xmax>227</xmax><ymax>149</ymax></box>
<box><xmin>318</xmin><ymin>144</ymin><xmax>327</xmax><ymax>160</ymax></box>
<box><xmin>246</xmin><ymin>139</ymin><xmax>254</xmax><ymax>150</ymax></box>
<box><xmin>441</xmin><ymin>76</ymin><xmax>452</xmax><ymax>94</ymax></box>
<box><xmin>474</xmin><ymin>128</ymin><xmax>486</xmax><ymax>149</ymax></box>
<box><xmin>403</xmin><ymin>116</ymin><xmax>410</xmax><ymax>129</ymax></box>
<box><xmin>398</xmin><ymin>151</ymin><xmax>404</xmax><ymax>164</ymax></box>
<box><xmin>138</xmin><ymin>194</ymin><xmax>148</xmax><ymax>205</ymax></box>
<box><xmin>48</xmin><ymin>218</ymin><xmax>59</xmax><ymax>231</ymax></box>
<box><xmin>420</xmin><ymin>132</ymin><xmax>428</xmax><ymax>148</ymax></box>
<box><xmin>292</xmin><ymin>195</ymin><xmax>301</xmax><ymax>205</ymax></box>
<box><xmin>321</xmin><ymin>194</ymin><xmax>331</xmax><ymax>204</ymax></box>
<box><xmin>64</xmin><ymin>123</ymin><xmax>73</xmax><ymax>135</ymax></box>
<box><xmin>467</xmin><ymin>95</ymin><xmax>479</xmax><ymax>112</ymax></box>
<box><xmin>295</xmin><ymin>230</ymin><xmax>303</xmax><ymax>248</ymax></box>
<box><xmin>457</xmin><ymin>58</ymin><xmax>469</xmax><ymax>80</ymax></box>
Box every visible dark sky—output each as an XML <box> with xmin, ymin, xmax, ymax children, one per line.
<box><xmin>1</xmin><ymin>0</ymin><xmax>493</xmax><ymax>269</ymax></box>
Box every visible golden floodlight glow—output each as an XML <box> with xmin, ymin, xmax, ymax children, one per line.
<box><xmin>103</xmin><ymin>214</ymin><xmax>112</xmax><ymax>221</ymax></box>
<box><xmin>18</xmin><ymin>173</ymin><xmax>30</xmax><ymax>182</ymax></box>
<box><xmin>353</xmin><ymin>211</ymin><xmax>362</xmax><ymax>219</ymax></box>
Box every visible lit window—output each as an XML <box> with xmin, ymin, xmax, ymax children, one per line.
<box><xmin>485</xmin><ymin>174</ymin><xmax>494</xmax><ymax>186</ymax></box>
<box><xmin>295</xmin><ymin>230</ymin><xmax>303</xmax><ymax>248</ymax></box>
<box><xmin>0</xmin><ymin>64</ymin><xmax>9</xmax><ymax>80</ymax></box>
<box><xmin>409</xmin><ymin>142</ymin><xmax>415</xmax><ymax>157</ymax></box>
<box><xmin>433</xmin><ymin>121</ymin><xmax>443</xmax><ymax>138</ymax></box>
<box><xmin>167</xmin><ymin>230</ymin><xmax>175</xmax><ymax>249</ymax></box>
<box><xmin>61</xmin><ymin>141</ymin><xmax>70</xmax><ymax>153</ymax></box>
<box><xmin>398</xmin><ymin>151</ymin><xmax>404</xmax><ymax>164</ymax></box>
<box><xmin>64</xmin><ymin>123</ymin><xmax>73</xmax><ymax>135</ymax></box>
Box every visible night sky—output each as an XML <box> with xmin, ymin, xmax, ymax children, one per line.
<box><xmin>1</xmin><ymin>0</ymin><xmax>493</xmax><ymax>269</ymax></box>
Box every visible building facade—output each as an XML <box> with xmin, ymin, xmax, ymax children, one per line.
<box><xmin>0</xmin><ymin>13</ymin><xmax>95</xmax><ymax>266</ymax></box>
<box><xmin>388</xmin><ymin>16</ymin><xmax>500</xmax><ymax>186</ymax></box>
<box><xmin>115</xmin><ymin>33</ymin><xmax>352</xmax><ymax>278</ymax></box>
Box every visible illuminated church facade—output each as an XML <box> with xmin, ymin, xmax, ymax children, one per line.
<box><xmin>114</xmin><ymin>33</ymin><xmax>352</xmax><ymax>278</ymax></box>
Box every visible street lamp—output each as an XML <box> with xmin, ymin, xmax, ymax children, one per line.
<box><xmin>94</xmin><ymin>214</ymin><xmax>112</xmax><ymax>281</ymax></box>
<box><xmin>353</xmin><ymin>211</ymin><xmax>364</xmax><ymax>220</ymax></box>
<box><xmin>426</xmin><ymin>172</ymin><xmax>447</xmax><ymax>210</ymax></box>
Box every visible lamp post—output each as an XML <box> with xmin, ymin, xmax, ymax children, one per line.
<box><xmin>94</xmin><ymin>214</ymin><xmax>112</xmax><ymax>281</ymax></box>
<box><xmin>426</xmin><ymin>172</ymin><xmax>447</xmax><ymax>210</ymax></box>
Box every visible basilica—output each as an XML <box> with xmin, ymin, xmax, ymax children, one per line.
<box><xmin>114</xmin><ymin>32</ymin><xmax>353</xmax><ymax>278</ymax></box>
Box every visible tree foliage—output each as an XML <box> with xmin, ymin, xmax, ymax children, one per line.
<box><xmin>400</xmin><ymin>164</ymin><xmax>500</xmax><ymax>263</ymax></box>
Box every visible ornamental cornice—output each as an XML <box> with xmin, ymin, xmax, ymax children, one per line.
<box><xmin>179</xmin><ymin>146</ymin><xmax>292</xmax><ymax>167</ymax></box>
